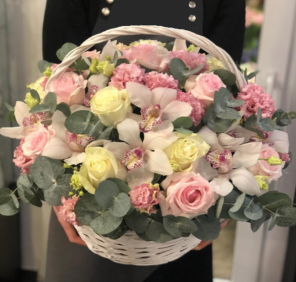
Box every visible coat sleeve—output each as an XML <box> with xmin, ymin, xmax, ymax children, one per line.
<box><xmin>42</xmin><ymin>0</ymin><xmax>101</xmax><ymax>62</ymax></box>
<box><xmin>203</xmin><ymin>0</ymin><xmax>246</xmax><ymax>63</ymax></box>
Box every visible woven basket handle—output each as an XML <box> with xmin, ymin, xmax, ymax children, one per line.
<box><xmin>46</xmin><ymin>25</ymin><xmax>247</xmax><ymax>91</ymax></box>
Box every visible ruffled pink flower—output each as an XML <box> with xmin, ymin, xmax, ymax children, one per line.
<box><xmin>279</xmin><ymin>153</ymin><xmax>290</xmax><ymax>162</ymax></box>
<box><xmin>129</xmin><ymin>183</ymin><xmax>160</xmax><ymax>214</ymax></box>
<box><xmin>109</xmin><ymin>63</ymin><xmax>145</xmax><ymax>90</ymax></box>
<box><xmin>177</xmin><ymin>91</ymin><xmax>205</xmax><ymax>126</ymax></box>
<box><xmin>169</xmin><ymin>51</ymin><xmax>209</xmax><ymax>73</ymax></box>
<box><xmin>144</xmin><ymin>71</ymin><xmax>178</xmax><ymax>90</ymax></box>
<box><xmin>58</xmin><ymin>196</ymin><xmax>80</xmax><ymax>226</ymax></box>
<box><xmin>13</xmin><ymin>139</ymin><xmax>34</xmax><ymax>174</ymax></box>
<box><xmin>237</xmin><ymin>83</ymin><xmax>276</xmax><ymax>120</ymax></box>
<box><xmin>40</xmin><ymin>77</ymin><xmax>48</xmax><ymax>91</ymax></box>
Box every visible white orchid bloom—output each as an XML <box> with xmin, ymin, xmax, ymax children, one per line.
<box><xmin>265</xmin><ymin>130</ymin><xmax>289</xmax><ymax>154</ymax></box>
<box><xmin>126</xmin><ymin>82</ymin><xmax>192</xmax><ymax>132</ymax></box>
<box><xmin>172</xmin><ymin>39</ymin><xmax>200</xmax><ymax>53</ymax></box>
<box><xmin>116</xmin><ymin>118</ymin><xmax>175</xmax><ymax>186</ymax></box>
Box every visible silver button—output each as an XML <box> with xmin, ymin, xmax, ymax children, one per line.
<box><xmin>102</xmin><ymin>7</ymin><xmax>110</xmax><ymax>16</ymax></box>
<box><xmin>189</xmin><ymin>1</ymin><xmax>196</xmax><ymax>8</ymax></box>
<box><xmin>106</xmin><ymin>0</ymin><xmax>114</xmax><ymax>3</ymax></box>
<box><xmin>189</xmin><ymin>15</ymin><xmax>196</xmax><ymax>22</ymax></box>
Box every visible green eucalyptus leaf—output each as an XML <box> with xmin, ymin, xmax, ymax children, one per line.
<box><xmin>216</xmin><ymin>196</ymin><xmax>224</xmax><ymax>218</ymax></box>
<box><xmin>152</xmin><ymin>174</ymin><xmax>162</xmax><ymax>185</ymax></box>
<box><xmin>288</xmin><ymin>111</ymin><xmax>296</xmax><ymax>120</ymax></box>
<box><xmin>102</xmin><ymin>222</ymin><xmax>128</xmax><ymax>239</ymax></box>
<box><xmin>247</xmin><ymin>70</ymin><xmax>259</xmax><ymax>80</ymax></box>
<box><xmin>175</xmin><ymin>128</ymin><xmax>193</xmax><ymax>134</ymax></box>
<box><xmin>257</xmin><ymin>107</ymin><xmax>263</xmax><ymax>123</ymax></box>
<box><xmin>170</xmin><ymin>58</ymin><xmax>187</xmax><ymax>80</ymax></box>
<box><xmin>17</xmin><ymin>186</ymin><xmax>43</xmax><ymax>208</ymax></box>
<box><xmin>276</xmin><ymin>206</ymin><xmax>296</xmax><ymax>227</ymax></box>
<box><xmin>30</xmin><ymin>89</ymin><xmax>41</xmax><ymax>102</ymax></box>
<box><xmin>113</xmin><ymin>51</ymin><xmax>118</xmax><ymax>65</ymax></box>
<box><xmin>272</xmin><ymin>109</ymin><xmax>291</xmax><ymax>127</ymax></box>
<box><xmin>75</xmin><ymin>193</ymin><xmax>103</xmax><ymax>226</ymax></box>
<box><xmin>56</xmin><ymin>43</ymin><xmax>77</xmax><ymax>61</ymax></box>
<box><xmin>0</xmin><ymin>188</ymin><xmax>13</xmax><ymax>205</ymax></box>
<box><xmin>244</xmin><ymin>199</ymin><xmax>263</xmax><ymax>220</ymax></box>
<box><xmin>250</xmin><ymin>209</ymin><xmax>271</xmax><ymax>232</ymax></box>
<box><xmin>226</xmin><ymin>99</ymin><xmax>245</xmax><ymax>108</ymax></box>
<box><xmin>116</xmin><ymin>58</ymin><xmax>129</xmax><ymax>66</ymax></box>
<box><xmin>172</xmin><ymin>117</ymin><xmax>193</xmax><ymax>129</ymax></box>
<box><xmin>124</xmin><ymin>210</ymin><xmax>150</xmax><ymax>233</ymax></box>
<box><xmin>213</xmin><ymin>69</ymin><xmax>236</xmax><ymax>86</ymax></box>
<box><xmin>163</xmin><ymin>215</ymin><xmax>197</xmax><ymax>238</ymax></box>
<box><xmin>207</xmin><ymin>118</ymin><xmax>232</xmax><ymax>133</ymax></box>
<box><xmin>216</xmin><ymin>108</ymin><xmax>241</xmax><ymax>120</ymax></box>
<box><xmin>97</xmin><ymin>126</ymin><xmax>113</xmax><ymax>140</ymax></box>
<box><xmin>193</xmin><ymin>215</ymin><xmax>221</xmax><ymax>241</ymax></box>
<box><xmin>65</xmin><ymin>110</ymin><xmax>99</xmax><ymax>135</ymax></box>
<box><xmin>214</xmin><ymin>88</ymin><xmax>231</xmax><ymax>114</ymax></box>
<box><xmin>43</xmin><ymin>174</ymin><xmax>72</xmax><ymax>205</ymax></box>
<box><xmin>229</xmin><ymin>193</ymin><xmax>245</xmax><ymax>213</ymax></box>
<box><xmin>38</xmin><ymin>60</ymin><xmax>53</xmax><ymax>73</ymax></box>
<box><xmin>29</xmin><ymin>104</ymin><xmax>49</xmax><ymax>113</ymax></box>
<box><xmin>44</xmin><ymin>92</ymin><xmax>57</xmax><ymax>113</ymax></box>
<box><xmin>88</xmin><ymin>120</ymin><xmax>104</xmax><ymax>137</ymax></box>
<box><xmin>145</xmin><ymin>221</ymin><xmax>174</xmax><ymax>243</ymax></box>
<box><xmin>0</xmin><ymin>200</ymin><xmax>20</xmax><ymax>216</ymax></box>
<box><xmin>228</xmin><ymin>195</ymin><xmax>251</xmax><ymax>222</ymax></box>
<box><xmin>95</xmin><ymin>180</ymin><xmax>119</xmax><ymax>208</ymax></box>
<box><xmin>109</xmin><ymin>193</ymin><xmax>131</xmax><ymax>217</ymax></box>
<box><xmin>56</xmin><ymin>103</ymin><xmax>71</xmax><ymax>117</ymax></box>
<box><xmin>30</xmin><ymin>156</ymin><xmax>65</xmax><ymax>189</ymax></box>
<box><xmin>17</xmin><ymin>174</ymin><xmax>34</xmax><ymax>195</ymax></box>
<box><xmin>72</xmin><ymin>57</ymin><xmax>89</xmax><ymax>71</ymax></box>
<box><xmin>11</xmin><ymin>193</ymin><xmax>19</xmax><ymax>209</ymax></box>
<box><xmin>258</xmin><ymin>118</ymin><xmax>276</xmax><ymax>132</ymax></box>
<box><xmin>268</xmin><ymin>214</ymin><xmax>277</xmax><ymax>231</ymax></box>
<box><xmin>108</xmin><ymin>178</ymin><xmax>130</xmax><ymax>194</ymax></box>
<box><xmin>5</xmin><ymin>102</ymin><xmax>14</xmax><ymax>112</ymax></box>
<box><xmin>185</xmin><ymin>64</ymin><xmax>204</xmax><ymax>77</ymax></box>
<box><xmin>6</xmin><ymin>111</ymin><xmax>16</xmax><ymax>122</ymax></box>
<box><xmin>90</xmin><ymin>211</ymin><xmax>123</xmax><ymax>235</ymax></box>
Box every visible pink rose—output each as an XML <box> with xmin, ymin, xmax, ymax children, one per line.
<box><xmin>248</xmin><ymin>145</ymin><xmax>282</xmax><ymax>181</ymax></box>
<box><xmin>48</xmin><ymin>72</ymin><xmax>87</xmax><ymax>106</ymax></box>
<box><xmin>21</xmin><ymin>126</ymin><xmax>52</xmax><ymax>158</ymax></box>
<box><xmin>58</xmin><ymin>196</ymin><xmax>80</xmax><ymax>225</ymax></box>
<box><xmin>129</xmin><ymin>183</ymin><xmax>160</xmax><ymax>214</ymax></box>
<box><xmin>13</xmin><ymin>139</ymin><xmax>34</xmax><ymax>173</ymax></box>
<box><xmin>185</xmin><ymin>73</ymin><xmax>226</xmax><ymax>108</ymax></box>
<box><xmin>159</xmin><ymin>172</ymin><xmax>217</xmax><ymax>218</ymax></box>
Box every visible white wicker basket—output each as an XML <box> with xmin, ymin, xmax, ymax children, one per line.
<box><xmin>47</xmin><ymin>26</ymin><xmax>247</xmax><ymax>266</ymax></box>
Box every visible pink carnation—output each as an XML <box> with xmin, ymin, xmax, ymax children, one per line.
<box><xmin>237</xmin><ymin>83</ymin><xmax>276</xmax><ymax>120</ymax></box>
<box><xmin>58</xmin><ymin>196</ymin><xmax>80</xmax><ymax>225</ymax></box>
<box><xmin>169</xmin><ymin>51</ymin><xmax>209</xmax><ymax>73</ymax></box>
<box><xmin>144</xmin><ymin>71</ymin><xmax>178</xmax><ymax>90</ymax></box>
<box><xmin>129</xmin><ymin>183</ymin><xmax>160</xmax><ymax>214</ymax></box>
<box><xmin>13</xmin><ymin>139</ymin><xmax>34</xmax><ymax>174</ymax></box>
<box><xmin>109</xmin><ymin>63</ymin><xmax>145</xmax><ymax>90</ymax></box>
<box><xmin>177</xmin><ymin>91</ymin><xmax>205</xmax><ymax>126</ymax></box>
<box><xmin>279</xmin><ymin>153</ymin><xmax>290</xmax><ymax>162</ymax></box>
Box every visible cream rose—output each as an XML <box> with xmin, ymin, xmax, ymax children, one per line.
<box><xmin>27</xmin><ymin>77</ymin><xmax>47</xmax><ymax>99</ymax></box>
<box><xmin>90</xmin><ymin>86</ymin><xmax>131</xmax><ymax>126</ymax></box>
<box><xmin>164</xmin><ymin>133</ymin><xmax>210</xmax><ymax>172</ymax></box>
<box><xmin>78</xmin><ymin>147</ymin><xmax>121</xmax><ymax>194</ymax></box>
<box><xmin>159</xmin><ymin>172</ymin><xmax>217</xmax><ymax>218</ymax></box>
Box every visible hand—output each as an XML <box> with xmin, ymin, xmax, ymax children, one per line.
<box><xmin>192</xmin><ymin>220</ymin><xmax>229</xmax><ymax>251</ymax></box>
<box><xmin>53</xmin><ymin>206</ymin><xmax>87</xmax><ymax>247</ymax></box>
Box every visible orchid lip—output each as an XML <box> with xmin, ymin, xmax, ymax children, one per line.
<box><xmin>139</xmin><ymin>104</ymin><xmax>162</xmax><ymax>133</ymax></box>
<box><xmin>121</xmin><ymin>147</ymin><xmax>145</xmax><ymax>171</ymax></box>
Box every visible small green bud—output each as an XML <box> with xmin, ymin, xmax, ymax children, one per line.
<box><xmin>89</xmin><ymin>58</ymin><xmax>100</xmax><ymax>74</ymax></box>
<box><xmin>187</xmin><ymin>44</ymin><xmax>197</xmax><ymax>52</ymax></box>
<box><xmin>97</xmin><ymin>61</ymin><xmax>115</xmax><ymax>76</ymax></box>
<box><xmin>43</xmin><ymin>67</ymin><xmax>52</xmax><ymax>78</ymax></box>
<box><xmin>255</xmin><ymin>175</ymin><xmax>269</xmax><ymax>191</ymax></box>
<box><xmin>79</xmin><ymin>191</ymin><xmax>84</xmax><ymax>197</ymax></box>
<box><xmin>24</xmin><ymin>93</ymin><xmax>39</xmax><ymax>108</ymax></box>
<box><xmin>267</xmin><ymin>156</ymin><xmax>283</xmax><ymax>166</ymax></box>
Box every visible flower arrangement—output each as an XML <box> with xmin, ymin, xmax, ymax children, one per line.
<box><xmin>1</xmin><ymin>37</ymin><xmax>296</xmax><ymax>246</ymax></box>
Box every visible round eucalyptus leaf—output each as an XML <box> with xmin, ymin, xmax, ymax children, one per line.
<box><xmin>109</xmin><ymin>193</ymin><xmax>131</xmax><ymax>217</ymax></box>
<box><xmin>56</xmin><ymin>42</ymin><xmax>77</xmax><ymax>61</ymax></box>
<box><xmin>17</xmin><ymin>187</ymin><xmax>43</xmax><ymax>208</ymax></box>
<box><xmin>213</xmin><ymin>69</ymin><xmax>236</xmax><ymax>86</ymax></box>
<box><xmin>145</xmin><ymin>221</ymin><xmax>174</xmax><ymax>243</ymax></box>
<box><xmin>56</xmin><ymin>102</ymin><xmax>71</xmax><ymax>117</ymax></box>
<box><xmin>163</xmin><ymin>215</ymin><xmax>197</xmax><ymax>238</ymax></box>
<box><xmin>17</xmin><ymin>174</ymin><xmax>34</xmax><ymax>195</ymax></box>
<box><xmin>11</xmin><ymin>193</ymin><xmax>19</xmax><ymax>209</ymax></box>
<box><xmin>29</xmin><ymin>89</ymin><xmax>41</xmax><ymax>102</ymax></box>
<box><xmin>216</xmin><ymin>196</ymin><xmax>224</xmax><ymax>218</ymax></box>
<box><xmin>95</xmin><ymin>180</ymin><xmax>119</xmax><ymax>208</ymax></box>
<box><xmin>90</xmin><ymin>211</ymin><xmax>123</xmax><ymax>235</ymax></box>
<box><xmin>108</xmin><ymin>178</ymin><xmax>130</xmax><ymax>194</ymax></box>
<box><xmin>276</xmin><ymin>206</ymin><xmax>296</xmax><ymax>227</ymax></box>
<box><xmin>229</xmin><ymin>193</ymin><xmax>245</xmax><ymax>213</ymax></box>
<box><xmin>170</xmin><ymin>58</ymin><xmax>187</xmax><ymax>80</ymax></box>
<box><xmin>44</xmin><ymin>92</ymin><xmax>57</xmax><ymax>113</ymax></box>
<box><xmin>216</xmin><ymin>108</ymin><xmax>241</xmax><ymax>120</ymax></box>
<box><xmin>226</xmin><ymin>99</ymin><xmax>244</xmax><ymax>108</ymax></box>
<box><xmin>103</xmin><ymin>222</ymin><xmax>129</xmax><ymax>240</ymax></box>
<box><xmin>29</xmin><ymin>104</ymin><xmax>49</xmax><ymax>114</ymax></box>
<box><xmin>0</xmin><ymin>188</ymin><xmax>13</xmax><ymax>205</ymax></box>
<box><xmin>268</xmin><ymin>214</ymin><xmax>277</xmax><ymax>231</ymax></box>
<box><xmin>258</xmin><ymin>118</ymin><xmax>276</xmax><ymax>132</ymax></box>
<box><xmin>172</xmin><ymin>117</ymin><xmax>193</xmax><ymax>129</ymax></box>
<box><xmin>0</xmin><ymin>200</ymin><xmax>19</xmax><ymax>216</ymax></box>
<box><xmin>175</xmin><ymin>128</ymin><xmax>193</xmax><ymax>134</ymax></box>
<box><xmin>124</xmin><ymin>210</ymin><xmax>150</xmax><ymax>233</ymax></box>
<box><xmin>193</xmin><ymin>215</ymin><xmax>221</xmax><ymax>241</ymax></box>
<box><xmin>244</xmin><ymin>201</ymin><xmax>263</xmax><ymax>220</ymax></box>
<box><xmin>256</xmin><ymin>191</ymin><xmax>292</xmax><ymax>213</ymax></box>
<box><xmin>75</xmin><ymin>193</ymin><xmax>102</xmax><ymax>226</ymax></box>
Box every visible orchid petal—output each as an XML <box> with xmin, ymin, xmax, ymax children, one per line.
<box><xmin>159</xmin><ymin>191</ymin><xmax>171</xmax><ymax>217</ymax></box>
<box><xmin>14</xmin><ymin>102</ymin><xmax>30</xmax><ymax>126</ymax></box>
<box><xmin>117</xmin><ymin>118</ymin><xmax>142</xmax><ymax>148</ymax></box>
<box><xmin>105</xmin><ymin>142</ymin><xmax>130</xmax><ymax>160</ymax></box>
<box><xmin>185</xmin><ymin>75</ymin><xmax>198</xmax><ymax>93</ymax></box>
<box><xmin>161</xmin><ymin>172</ymin><xmax>194</xmax><ymax>190</ymax></box>
<box><xmin>68</xmin><ymin>88</ymin><xmax>85</xmax><ymax>106</ymax></box>
<box><xmin>100</xmin><ymin>40</ymin><xmax>120</xmax><ymax>62</ymax></box>
<box><xmin>0</xmin><ymin>126</ymin><xmax>24</xmax><ymax>139</ymax></box>
<box><xmin>117</xmin><ymin>163</ymin><xmax>127</xmax><ymax>182</ymax></box>
<box><xmin>218</xmin><ymin>133</ymin><xmax>244</xmax><ymax>151</ymax></box>
<box><xmin>87</xmin><ymin>74</ymin><xmax>109</xmax><ymax>89</ymax></box>
<box><xmin>65</xmin><ymin>152</ymin><xmax>85</xmax><ymax>165</ymax></box>
<box><xmin>193</xmin><ymin>157</ymin><xmax>218</xmax><ymax>180</ymax></box>
<box><xmin>86</xmin><ymin>139</ymin><xmax>111</xmax><ymax>148</ymax></box>
<box><xmin>51</xmin><ymin>111</ymin><xmax>67</xmax><ymax>142</ymax></box>
<box><xmin>234</xmin><ymin>126</ymin><xmax>256</xmax><ymax>142</ymax></box>
<box><xmin>265</xmin><ymin>130</ymin><xmax>289</xmax><ymax>153</ymax></box>
<box><xmin>126</xmin><ymin>167</ymin><xmax>154</xmax><ymax>188</ymax></box>
<box><xmin>162</xmin><ymin>101</ymin><xmax>192</xmax><ymax>121</ymax></box>
<box><xmin>198</xmin><ymin>126</ymin><xmax>224</xmax><ymax>152</ymax></box>
<box><xmin>126</xmin><ymin>82</ymin><xmax>151</xmax><ymax>109</ymax></box>
<box><xmin>145</xmin><ymin>149</ymin><xmax>173</xmax><ymax>175</ymax></box>
<box><xmin>42</xmin><ymin>137</ymin><xmax>73</xmax><ymax>159</ymax></box>
<box><xmin>151</xmin><ymin>88</ymin><xmax>177</xmax><ymax>109</ymax></box>
<box><xmin>126</xmin><ymin>112</ymin><xmax>142</xmax><ymax>123</ymax></box>
<box><xmin>232</xmin><ymin>142</ymin><xmax>262</xmax><ymax>168</ymax></box>
<box><xmin>230</xmin><ymin>167</ymin><xmax>261</xmax><ymax>196</ymax></box>
<box><xmin>210</xmin><ymin>175</ymin><xmax>233</xmax><ymax>196</ymax></box>
<box><xmin>172</xmin><ymin>39</ymin><xmax>187</xmax><ymax>51</ymax></box>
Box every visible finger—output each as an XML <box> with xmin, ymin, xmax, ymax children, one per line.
<box><xmin>221</xmin><ymin>220</ymin><xmax>229</xmax><ymax>229</ymax></box>
<box><xmin>193</xmin><ymin>240</ymin><xmax>212</xmax><ymax>251</ymax></box>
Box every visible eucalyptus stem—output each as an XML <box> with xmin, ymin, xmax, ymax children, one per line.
<box><xmin>12</xmin><ymin>187</ymin><xmax>20</xmax><ymax>194</ymax></box>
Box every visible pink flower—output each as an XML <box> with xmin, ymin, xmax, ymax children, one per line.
<box><xmin>40</xmin><ymin>77</ymin><xmax>48</xmax><ymax>91</ymax></box>
<box><xmin>58</xmin><ymin>196</ymin><xmax>80</xmax><ymax>225</ymax></box>
<box><xmin>123</xmin><ymin>45</ymin><xmax>169</xmax><ymax>71</ymax></box>
<box><xmin>144</xmin><ymin>71</ymin><xmax>178</xmax><ymax>90</ymax></box>
<box><xmin>21</xmin><ymin>126</ymin><xmax>53</xmax><ymax>158</ymax></box>
<box><xmin>177</xmin><ymin>91</ymin><xmax>205</xmax><ymax>126</ymax></box>
<box><xmin>248</xmin><ymin>145</ymin><xmax>282</xmax><ymax>181</ymax></box>
<box><xmin>237</xmin><ymin>83</ymin><xmax>276</xmax><ymax>120</ymax></box>
<box><xmin>83</xmin><ymin>50</ymin><xmax>100</xmax><ymax>60</ymax></box>
<box><xmin>279</xmin><ymin>153</ymin><xmax>290</xmax><ymax>162</ymax></box>
<box><xmin>48</xmin><ymin>72</ymin><xmax>87</xmax><ymax>106</ymax></box>
<box><xmin>169</xmin><ymin>50</ymin><xmax>209</xmax><ymax>73</ymax></box>
<box><xmin>65</xmin><ymin>131</ymin><xmax>93</xmax><ymax>151</ymax></box>
<box><xmin>129</xmin><ymin>183</ymin><xmax>160</xmax><ymax>214</ymax></box>
<box><xmin>13</xmin><ymin>139</ymin><xmax>34</xmax><ymax>173</ymax></box>
<box><xmin>109</xmin><ymin>63</ymin><xmax>145</xmax><ymax>90</ymax></box>
<box><xmin>205</xmin><ymin>149</ymin><xmax>233</xmax><ymax>173</ymax></box>
<box><xmin>159</xmin><ymin>172</ymin><xmax>217</xmax><ymax>218</ymax></box>
<box><xmin>185</xmin><ymin>73</ymin><xmax>226</xmax><ymax>108</ymax></box>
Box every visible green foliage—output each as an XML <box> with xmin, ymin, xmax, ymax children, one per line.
<box><xmin>5</xmin><ymin>111</ymin><xmax>16</xmax><ymax>122</ymax></box>
<box><xmin>116</xmin><ymin>58</ymin><xmax>129</xmax><ymax>66</ymax></box>
<box><xmin>193</xmin><ymin>213</ymin><xmax>221</xmax><ymax>241</ymax></box>
<box><xmin>44</xmin><ymin>92</ymin><xmax>57</xmax><ymax>113</ymax></box>
<box><xmin>102</xmin><ymin>222</ymin><xmax>129</xmax><ymax>239</ymax></box>
<box><xmin>71</xmin><ymin>57</ymin><xmax>90</xmax><ymax>72</ymax></box>
<box><xmin>216</xmin><ymin>196</ymin><xmax>224</xmax><ymax>218</ymax></box>
<box><xmin>272</xmin><ymin>109</ymin><xmax>292</xmax><ymax>127</ymax></box>
<box><xmin>56</xmin><ymin>102</ymin><xmax>71</xmax><ymax>117</ymax></box>
<box><xmin>276</xmin><ymin>206</ymin><xmax>296</xmax><ymax>227</ymax></box>
<box><xmin>29</xmin><ymin>104</ymin><xmax>50</xmax><ymax>113</ymax></box>
<box><xmin>163</xmin><ymin>215</ymin><xmax>197</xmax><ymax>238</ymax></box>
<box><xmin>244</xmin><ymin>199</ymin><xmax>263</xmax><ymax>220</ymax></box>
<box><xmin>56</xmin><ymin>43</ymin><xmax>77</xmax><ymax>61</ymax></box>
<box><xmin>244</xmin><ymin>114</ymin><xmax>264</xmax><ymax>138</ymax></box>
<box><xmin>90</xmin><ymin>211</ymin><xmax>123</xmax><ymax>235</ymax></box>
<box><xmin>18</xmin><ymin>185</ymin><xmax>43</xmax><ymax>208</ymax></box>
<box><xmin>145</xmin><ymin>221</ymin><xmax>174</xmax><ymax>243</ymax></box>
<box><xmin>108</xmin><ymin>178</ymin><xmax>130</xmax><ymax>194</ymax></box>
<box><xmin>95</xmin><ymin>180</ymin><xmax>119</xmax><ymax>208</ymax></box>
<box><xmin>257</xmin><ymin>108</ymin><xmax>276</xmax><ymax>132</ymax></box>
<box><xmin>17</xmin><ymin>173</ymin><xmax>34</xmax><ymax>195</ymax></box>
<box><xmin>173</xmin><ymin>117</ymin><xmax>193</xmax><ymax>129</ymax></box>
<box><xmin>250</xmin><ymin>210</ymin><xmax>271</xmax><ymax>232</ymax></box>
<box><xmin>109</xmin><ymin>193</ymin><xmax>131</xmax><ymax>217</ymax></box>
<box><xmin>124</xmin><ymin>210</ymin><xmax>150</xmax><ymax>233</ymax></box>
<box><xmin>38</xmin><ymin>60</ymin><xmax>53</xmax><ymax>73</ymax></box>
<box><xmin>0</xmin><ymin>188</ymin><xmax>20</xmax><ymax>216</ymax></box>
<box><xmin>30</xmin><ymin>89</ymin><xmax>41</xmax><ymax>103</ymax></box>
<box><xmin>213</xmin><ymin>69</ymin><xmax>236</xmax><ymax>86</ymax></box>
<box><xmin>229</xmin><ymin>193</ymin><xmax>245</xmax><ymax>213</ymax></box>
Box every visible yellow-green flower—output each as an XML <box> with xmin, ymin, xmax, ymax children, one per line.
<box><xmin>255</xmin><ymin>175</ymin><xmax>269</xmax><ymax>191</ymax></box>
<box><xmin>267</xmin><ymin>156</ymin><xmax>283</xmax><ymax>166</ymax></box>
<box><xmin>43</xmin><ymin>67</ymin><xmax>52</xmax><ymax>78</ymax></box>
<box><xmin>89</xmin><ymin>59</ymin><xmax>100</xmax><ymax>74</ymax></box>
<box><xmin>63</xmin><ymin>163</ymin><xmax>72</xmax><ymax>169</ymax></box>
<box><xmin>27</xmin><ymin>77</ymin><xmax>46</xmax><ymax>99</ymax></box>
<box><xmin>97</xmin><ymin>61</ymin><xmax>115</xmax><ymax>76</ymax></box>
<box><xmin>187</xmin><ymin>44</ymin><xmax>197</xmax><ymax>52</ymax></box>
<box><xmin>70</xmin><ymin>171</ymin><xmax>83</xmax><ymax>190</ymax></box>
<box><xmin>24</xmin><ymin>93</ymin><xmax>39</xmax><ymax>108</ymax></box>
<box><xmin>206</xmin><ymin>57</ymin><xmax>225</xmax><ymax>72</ymax></box>
<box><xmin>130</xmin><ymin>40</ymin><xmax>165</xmax><ymax>47</ymax></box>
